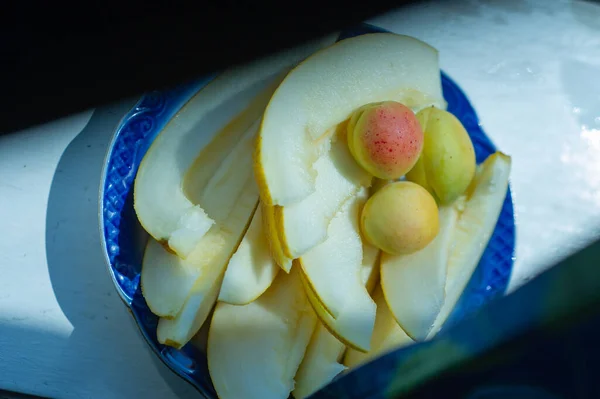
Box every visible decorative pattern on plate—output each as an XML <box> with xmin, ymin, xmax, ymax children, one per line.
<box><xmin>99</xmin><ymin>23</ymin><xmax>515</xmax><ymax>398</ymax></box>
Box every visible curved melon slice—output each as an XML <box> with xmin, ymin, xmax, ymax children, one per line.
<box><xmin>134</xmin><ymin>33</ymin><xmax>339</xmax><ymax>259</ymax></box>
<box><xmin>362</xmin><ymin>243</ymin><xmax>381</xmax><ymax>295</ymax></box>
<box><xmin>141</xmin><ymin>121</ymin><xmax>260</xmax><ymax>318</ymax></box>
<box><xmin>344</xmin><ymin>285</ymin><xmax>413</xmax><ymax>369</ymax></box>
<box><xmin>218</xmin><ymin>206</ymin><xmax>280</xmax><ymax>305</ymax></box>
<box><xmin>141</xmin><ymin>239</ymin><xmax>197</xmax><ymax>318</ymax></box>
<box><xmin>156</xmin><ymin>178</ymin><xmax>259</xmax><ymax>348</ymax></box>
<box><xmin>276</xmin><ymin>131</ymin><xmax>372</xmax><ymax>258</ymax></box>
<box><xmin>380</xmin><ymin>205</ymin><xmax>459</xmax><ymax>341</ymax></box>
<box><xmin>255</xmin><ymin>33</ymin><xmax>445</xmax><ymax>206</ymax></box>
<box><xmin>208</xmin><ymin>266</ymin><xmax>316</xmax><ymax>399</ymax></box>
<box><xmin>293</xmin><ymin>243</ymin><xmax>380</xmax><ymax>398</ymax></box>
<box><xmin>299</xmin><ymin>189</ymin><xmax>376</xmax><ymax>352</ymax></box>
<box><xmin>262</xmin><ymin>202</ymin><xmax>293</xmax><ymax>272</ymax></box>
<box><xmin>292</xmin><ymin>325</ymin><xmax>346</xmax><ymax>399</ymax></box>
<box><xmin>428</xmin><ymin>152</ymin><xmax>511</xmax><ymax>337</ymax></box>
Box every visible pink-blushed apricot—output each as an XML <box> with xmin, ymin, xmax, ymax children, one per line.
<box><xmin>348</xmin><ymin>101</ymin><xmax>423</xmax><ymax>179</ymax></box>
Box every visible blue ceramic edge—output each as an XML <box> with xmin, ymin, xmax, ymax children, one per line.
<box><xmin>98</xmin><ymin>22</ymin><xmax>516</xmax><ymax>398</ymax></box>
<box><xmin>99</xmin><ymin>75</ymin><xmax>217</xmax><ymax>305</ymax></box>
<box><xmin>98</xmin><ymin>75</ymin><xmax>220</xmax><ymax>398</ymax></box>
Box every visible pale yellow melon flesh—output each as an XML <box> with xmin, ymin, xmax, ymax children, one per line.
<box><xmin>344</xmin><ymin>285</ymin><xmax>414</xmax><ymax>369</ymax></box>
<box><xmin>292</xmin><ymin>325</ymin><xmax>346</xmax><ymax>399</ymax></box>
<box><xmin>428</xmin><ymin>152</ymin><xmax>511</xmax><ymax>338</ymax></box>
<box><xmin>255</xmin><ymin>33</ymin><xmax>445</xmax><ymax>207</ymax></box>
<box><xmin>261</xmin><ymin>202</ymin><xmax>293</xmax><ymax>272</ymax></box>
<box><xmin>380</xmin><ymin>205</ymin><xmax>459</xmax><ymax>341</ymax></box>
<box><xmin>141</xmin><ymin>120</ymin><xmax>260</xmax><ymax>318</ymax></box>
<box><xmin>156</xmin><ymin>178</ymin><xmax>259</xmax><ymax>348</ymax></box>
<box><xmin>207</xmin><ymin>266</ymin><xmax>316</xmax><ymax>399</ymax></box>
<box><xmin>218</xmin><ymin>206</ymin><xmax>280</xmax><ymax>305</ymax></box>
<box><xmin>141</xmin><ymin>239</ymin><xmax>197</xmax><ymax>318</ymax></box>
<box><xmin>299</xmin><ymin>188</ymin><xmax>376</xmax><ymax>352</ymax></box>
<box><xmin>134</xmin><ymin>33</ymin><xmax>339</xmax><ymax>259</ymax></box>
<box><xmin>275</xmin><ymin>131</ymin><xmax>372</xmax><ymax>259</ymax></box>
<box><xmin>293</xmin><ymin>242</ymin><xmax>380</xmax><ymax>398</ymax></box>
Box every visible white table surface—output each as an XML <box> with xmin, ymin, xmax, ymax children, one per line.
<box><xmin>2</xmin><ymin>0</ymin><xmax>600</xmax><ymax>398</ymax></box>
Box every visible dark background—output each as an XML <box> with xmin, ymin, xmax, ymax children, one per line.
<box><xmin>1</xmin><ymin>0</ymin><xmax>420</xmax><ymax>134</ymax></box>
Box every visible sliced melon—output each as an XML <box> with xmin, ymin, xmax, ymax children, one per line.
<box><xmin>275</xmin><ymin>130</ymin><xmax>372</xmax><ymax>258</ymax></box>
<box><xmin>156</xmin><ymin>178</ymin><xmax>259</xmax><ymax>348</ymax></box>
<box><xmin>141</xmin><ymin>122</ymin><xmax>259</xmax><ymax>318</ymax></box>
<box><xmin>261</xmin><ymin>202</ymin><xmax>293</xmax><ymax>272</ymax></box>
<box><xmin>362</xmin><ymin>242</ymin><xmax>381</xmax><ymax>294</ymax></box>
<box><xmin>255</xmin><ymin>33</ymin><xmax>445</xmax><ymax>206</ymax></box>
<box><xmin>140</xmin><ymin>239</ymin><xmax>197</xmax><ymax>318</ymax></box>
<box><xmin>299</xmin><ymin>188</ymin><xmax>376</xmax><ymax>352</ymax></box>
<box><xmin>380</xmin><ymin>205</ymin><xmax>459</xmax><ymax>341</ymax></box>
<box><xmin>344</xmin><ymin>285</ymin><xmax>414</xmax><ymax>369</ymax></box>
<box><xmin>292</xmin><ymin>325</ymin><xmax>346</xmax><ymax>399</ymax></box>
<box><xmin>293</xmin><ymin>242</ymin><xmax>380</xmax><ymax>398</ymax></box>
<box><xmin>218</xmin><ymin>206</ymin><xmax>280</xmax><ymax>305</ymax></box>
<box><xmin>134</xmin><ymin>33</ymin><xmax>338</xmax><ymax>259</ymax></box>
<box><xmin>208</xmin><ymin>266</ymin><xmax>316</xmax><ymax>399</ymax></box>
<box><xmin>428</xmin><ymin>152</ymin><xmax>511</xmax><ymax>337</ymax></box>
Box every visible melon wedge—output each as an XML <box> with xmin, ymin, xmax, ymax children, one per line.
<box><xmin>262</xmin><ymin>202</ymin><xmax>293</xmax><ymax>272</ymax></box>
<box><xmin>208</xmin><ymin>266</ymin><xmax>316</xmax><ymax>399</ymax></box>
<box><xmin>255</xmin><ymin>32</ymin><xmax>445</xmax><ymax>206</ymax></box>
<box><xmin>428</xmin><ymin>152</ymin><xmax>511</xmax><ymax>337</ymax></box>
<box><xmin>134</xmin><ymin>33</ymin><xmax>338</xmax><ymax>259</ymax></box>
<box><xmin>141</xmin><ymin>239</ymin><xmax>197</xmax><ymax>318</ymax></box>
<box><xmin>141</xmin><ymin>121</ymin><xmax>260</xmax><ymax>318</ymax></box>
<box><xmin>362</xmin><ymin>243</ymin><xmax>382</xmax><ymax>295</ymax></box>
<box><xmin>299</xmin><ymin>188</ymin><xmax>376</xmax><ymax>352</ymax></box>
<box><xmin>218</xmin><ymin>206</ymin><xmax>280</xmax><ymax>305</ymax></box>
<box><xmin>344</xmin><ymin>285</ymin><xmax>414</xmax><ymax>369</ymax></box>
<box><xmin>292</xmin><ymin>325</ymin><xmax>346</xmax><ymax>399</ymax></box>
<box><xmin>275</xmin><ymin>131</ymin><xmax>372</xmax><ymax>258</ymax></box>
<box><xmin>156</xmin><ymin>178</ymin><xmax>259</xmax><ymax>348</ymax></box>
<box><xmin>380</xmin><ymin>205</ymin><xmax>459</xmax><ymax>341</ymax></box>
<box><xmin>293</xmin><ymin>243</ymin><xmax>380</xmax><ymax>398</ymax></box>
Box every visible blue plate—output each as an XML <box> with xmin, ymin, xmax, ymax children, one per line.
<box><xmin>99</xmin><ymin>23</ymin><xmax>515</xmax><ymax>399</ymax></box>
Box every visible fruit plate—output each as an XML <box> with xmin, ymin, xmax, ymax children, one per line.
<box><xmin>99</xmin><ymin>23</ymin><xmax>515</xmax><ymax>399</ymax></box>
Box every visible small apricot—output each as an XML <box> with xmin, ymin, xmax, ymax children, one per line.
<box><xmin>360</xmin><ymin>181</ymin><xmax>439</xmax><ymax>255</ymax></box>
<box><xmin>348</xmin><ymin>101</ymin><xmax>423</xmax><ymax>180</ymax></box>
<box><xmin>406</xmin><ymin>107</ymin><xmax>476</xmax><ymax>204</ymax></box>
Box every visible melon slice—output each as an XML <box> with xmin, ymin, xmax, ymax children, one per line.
<box><xmin>134</xmin><ymin>33</ymin><xmax>338</xmax><ymax>258</ymax></box>
<box><xmin>380</xmin><ymin>205</ymin><xmax>459</xmax><ymax>341</ymax></box>
<box><xmin>299</xmin><ymin>188</ymin><xmax>376</xmax><ymax>352</ymax></box>
<box><xmin>344</xmin><ymin>285</ymin><xmax>413</xmax><ymax>369</ymax></box>
<box><xmin>255</xmin><ymin>33</ymin><xmax>445</xmax><ymax>207</ymax></box>
<box><xmin>218</xmin><ymin>206</ymin><xmax>279</xmax><ymax>305</ymax></box>
<box><xmin>293</xmin><ymin>243</ymin><xmax>380</xmax><ymax>398</ymax></box>
<box><xmin>155</xmin><ymin>177</ymin><xmax>259</xmax><ymax>348</ymax></box>
<box><xmin>275</xmin><ymin>131</ymin><xmax>371</xmax><ymax>258</ymax></box>
<box><xmin>207</xmin><ymin>266</ymin><xmax>316</xmax><ymax>399</ymax></box>
<box><xmin>141</xmin><ymin>121</ymin><xmax>260</xmax><ymax>318</ymax></box>
<box><xmin>428</xmin><ymin>152</ymin><xmax>511</xmax><ymax>337</ymax></box>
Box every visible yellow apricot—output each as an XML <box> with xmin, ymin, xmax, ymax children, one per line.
<box><xmin>360</xmin><ymin>181</ymin><xmax>439</xmax><ymax>255</ymax></box>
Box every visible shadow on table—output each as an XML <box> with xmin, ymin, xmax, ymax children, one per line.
<box><xmin>45</xmin><ymin>101</ymin><xmax>202</xmax><ymax>399</ymax></box>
